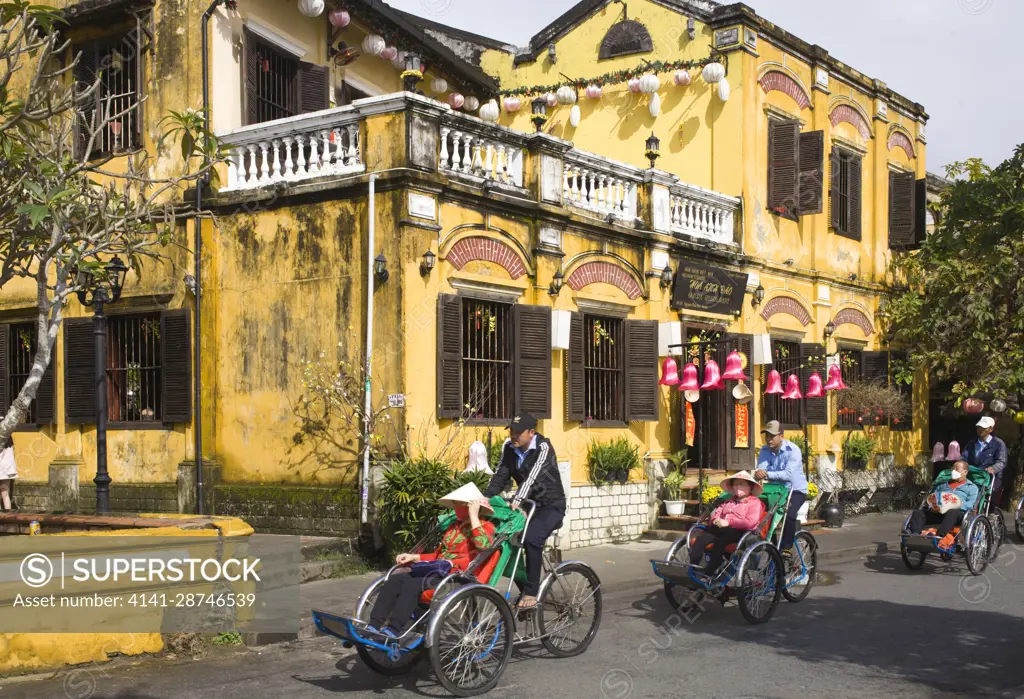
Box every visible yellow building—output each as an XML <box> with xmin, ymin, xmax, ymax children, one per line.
<box><xmin>0</xmin><ymin>0</ymin><xmax>932</xmax><ymax>545</ymax></box>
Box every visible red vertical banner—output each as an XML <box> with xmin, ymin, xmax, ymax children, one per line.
<box><xmin>735</xmin><ymin>403</ymin><xmax>750</xmax><ymax>448</ymax></box>
<box><xmin>685</xmin><ymin>401</ymin><xmax>696</xmax><ymax>447</ymax></box>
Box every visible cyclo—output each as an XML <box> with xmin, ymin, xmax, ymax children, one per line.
<box><xmin>651</xmin><ymin>483</ymin><xmax>817</xmax><ymax>624</ymax></box>
<box><xmin>312</xmin><ymin>497</ymin><xmax>602</xmax><ymax>697</ymax></box>
<box><xmin>900</xmin><ymin>466</ymin><xmax>1003</xmax><ymax>573</ymax></box>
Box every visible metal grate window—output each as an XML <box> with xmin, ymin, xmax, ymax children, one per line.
<box><xmin>8</xmin><ymin>323</ymin><xmax>36</xmax><ymax>424</ymax></box>
<box><xmin>107</xmin><ymin>314</ymin><xmax>162</xmax><ymax>423</ymax></box>
<box><xmin>584</xmin><ymin>315</ymin><xmax>623</xmax><ymax>423</ymax></box>
<box><xmin>764</xmin><ymin>340</ymin><xmax>801</xmax><ymax>428</ymax></box>
<box><xmin>250</xmin><ymin>36</ymin><xmax>298</xmax><ymax>123</ymax></box>
<box><xmin>838</xmin><ymin>349</ymin><xmax>863</xmax><ymax>429</ymax></box>
<box><xmin>461</xmin><ymin>299</ymin><xmax>513</xmax><ymax>420</ymax></box>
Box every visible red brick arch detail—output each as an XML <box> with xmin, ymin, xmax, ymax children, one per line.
<box><xmin>887</xmin><ymin>130</ymin><xmax>916</xmax><ymax>159</ymax></box>
<box><xmin>445</xmin><ymin>236</ymin><xmax>527</xmax><ymax>279</ymax></box>
<box><xmin>758</xmin><ymin>70</ymin><xmax>811</xmax><ymax>110</ymax></box>
<box><xmin>566</xmin><ymin>261</ymin><xmax>643</xmax><ymax>300</ymax></box>
<box><xmin>829</xmin><ymin>104</ymin><xmax>872</xmax><ymax>141</ymax></box>
<box><xmin>833</xmin><ymin>308</ymin><xmax>874</xmax><ymax>337</ymax></box>
<box><xmin>760</xmin><ymin>295</ymin><xmax>812</xmax><ymax>327</ymax></box>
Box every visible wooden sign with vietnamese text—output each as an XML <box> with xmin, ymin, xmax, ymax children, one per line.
<box><xmin>670</xmin><ymin>261</ymin><xmax>748</xmax><ymax>315</ymax></box>
<box><xmin>735</xmin><ymin>403</ymin><xmax>750</xmax><ymax>448</ymax></box>
<box><xmin>685</xmin><ymin>401</ymin><xmax>696</xmax><ymax>447</ymax></box>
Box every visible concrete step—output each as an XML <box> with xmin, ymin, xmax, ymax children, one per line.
<box><xmin>657</xmin><ymin>515</ymin><xmax>699</xmax><ymax>531</ymax></box>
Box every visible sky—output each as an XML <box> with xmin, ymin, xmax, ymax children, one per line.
<box><xmin>386</xmin><ymin>0</ymin><xmax>1023</xmax><ymax>174</ymax></box>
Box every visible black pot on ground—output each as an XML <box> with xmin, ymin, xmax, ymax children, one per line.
<box><xmin>819</xmin><ymin>501</ymin><xmax>845</xmax><ymax>528</ymax></box>
<box><xmin>845</xmin><ymin>458</ymin><xmax>867</xmax><ymax>470</ymax></box>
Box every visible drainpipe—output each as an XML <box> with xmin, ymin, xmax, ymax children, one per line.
<box><xmin>362</xmin><ymin>174</ymin><xmax>377</xmax><ymax>524</ymax></box>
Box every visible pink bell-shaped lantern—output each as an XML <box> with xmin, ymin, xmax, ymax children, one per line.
<box><xmin>659</xmin><ymin>358</ymin><xmax>680</xmax><ymax>386</ymax></box>
<box><xmin>678</xmin><ymin>363</ymin><xmax>700</xmax><ymax>391</ymax></box>
<box><xmin>805</xmin><ymin>372</ymin><xmax>825</xmax><ymax>398</ymax></box>
<box><xmin>932</xmin><ymin>442</ymin><xmax>946</xmax><ymax>463</ymax></box>
<box><xmin>781</xmin><ymin>374</ymin><xmax>803</xmax><ymax>400</ymax></box>
<box><xmin>823</xmin><ymin>364</ymin><xmax>848</xmax><ymax>391</ymax></box>
<box><xmin>946</xmin><ymin>441</ymin><xmax>961</xmax><ymax>462</ymax></box>
<box><xmin>765</xmin><ymin>370</ymin><xmax>784</xmax><ymax>395</ymax></box>
<box><xmin>721</xmin><ymin>350</ymin><xmax>749</xmax><ymax>381</ymax></box>
<box><xmin>700</xmin><ymin>360</ymin><xmax>725</xmax><ymax>390</ymax></box>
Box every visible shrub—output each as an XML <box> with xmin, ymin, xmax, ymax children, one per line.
<box><xmin>376</xmin><ymin>458</ymin><xmax>462</xmax><ymax>553</ymax></box>
<box><xmin>702</xmin><ymin>485</ymin><xmax>724</xmax><ymax>504</ymax></box>
<box><xmin>806</xmin><ymin>482</ymin><xmax>819</xmax><ymax>499</ymax></box>
<box><xmin>843</xmin><ymin>433</ymin><xmax>877</xmax><ymax>467</ymax></box>
<box><xmin>588</xmin><ymin>438</ymin><xmax>641</xmax><ymax>485</ymax></box>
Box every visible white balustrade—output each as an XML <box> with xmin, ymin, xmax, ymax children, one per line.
<box><xmin>562</xmin><ymin>158</ymin><xmax>639</xmax><ymax>221</ymax></box>
<box><xmin>669</xmin><ymin>187</ymin><xmax>739</xmax><ymax>245</ymax></box>
<box><xmin>439</xmin><ymin>125</ymin><xmax>524</xmax><ymax>188</ymax></box>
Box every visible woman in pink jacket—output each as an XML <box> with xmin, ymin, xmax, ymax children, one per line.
<box><xmin>689</xmin><ymin>471</ymin><xmax>766</xmax><ymax>577</ymax></box>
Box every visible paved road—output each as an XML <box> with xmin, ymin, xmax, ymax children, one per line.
<box><xmin>7</xmin><ymin>544</ymin><xmax>1024</xmax><ymax>699</ymax></box>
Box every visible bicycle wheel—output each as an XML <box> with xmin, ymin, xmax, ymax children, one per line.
<box><xmin>988</xmin><ymin>510</ymin><xmax>1005</xmax><ymax>561</ymax></box>
<box><xmin>965</xmin><ymin>515</ymin><xmax>992</xmax><ymax>576</ymax></box>
<box><xmin>900</xmin><ymin>539</ymin><xmax>927</xmax><ymax>570</ymax></box>
<box><xmin>662</xmin><ymin>530</ymin><xmax>701</xmax><ymax>612</ymax></box>
<box><xmin>428</xmin><ymin>585</ymin><xmax>514</xmax><ymax>697</ymax></box>
<box><xmin>537</xmin><ymin>562</ymin><xmax>602</xmax><ymax>658</ymax></box>
<box><xmin>736</xmin><ymin>542</ymin><xmax>783</xmax><ymax>625</ymax></box>
<box><xmin>1016</xmin><ymin>496</ymin><xmax>1024</xmax><ymax>542</ymax></box>
<box><xmin>354</xmin><ymin>576</ymin><xmax>424</xmax><ymax>676</ymax></box>
<box><xmin>781</xmin><ymin>531</ymin><xmax>816</xmax><ymax>603</ymax></box>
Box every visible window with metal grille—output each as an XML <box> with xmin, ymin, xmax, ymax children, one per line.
<box><xmin>461</xmin><ymin>299</ymin><xmax>513</xmax><ymax>421</ymax></box>
<box><xmin>838</xmin><ymin>348</ymin><xmax>863</xmax><ymax>430</ymax></box>
<box><xmin>7</xmin><ymin>323</ymin><xmax>36</xmax><ymax>424</ymax></box>
<box><xmin>248</xmin><ymin>34</ymin><xmax>298</xmax><ymax>123</ymax></box>
<box><xmin>584</xmin><ymin>315</ymin><xmax>623</xmax><ymax>424</ymax></box>
<box><xmin>107</xmin><ymin>314</ymin><xmax>162</xmax><ymax>423</ymax></box>
<box><xmin>74</xmin><ymin>32</ymin><xmax>142</xmax><ymax>157</ymax></box>
<box><xmin>764</xmin><ymin>340</ymin><xmax>802</xmax><ymax>429</ymax></box>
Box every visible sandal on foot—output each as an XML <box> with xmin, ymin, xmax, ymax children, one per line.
<box><xmin>516</xmin><ymin>596</ymin><xmax>538</xmax><ymax>610</ymax></box>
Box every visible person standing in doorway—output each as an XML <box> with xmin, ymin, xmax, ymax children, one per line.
<box><xmin>754</xmin><ymin>420</ymin><xmax>808</xmax><ymax>562</ymax></box>
<box><xmin>0</xmin><ymin>436</ymin><xmax>17</xmax><ymax>511</ymax></box>
<box><xmin>481</xmin><ymin>412</ymin><xmax>565</xmax><ymax>611</ymax></box>
<box><xmin>964</xmin><ymin>416</ymin><xmax>1008</xmax><ymax>508</ymax></box>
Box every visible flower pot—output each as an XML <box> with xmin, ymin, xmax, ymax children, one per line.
<box><xmin>819</xmin><ymin>502</ymin><xmax>845</xmax><ymax>528</ymax></box>
<box><xmin>665</xmin><ymin>500</ymin><xmax>685</xmax><ymax>517</ymax></box>
<box><xmin>616</xmin><ymin>470</ymin><xmax>629</xmax><ymax>485</ymax></box>
<box><xmin>845</xmin><ymin>458</ymin><xmax>867</xmax><ymax>471</ymax></box>
<box><xmin>796</xmin><ymin>501</ymin><xmax>810</xmax><ymax>523</ymax></box>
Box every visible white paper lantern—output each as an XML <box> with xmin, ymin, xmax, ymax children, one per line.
<box><xmin>717</xmin><ymin>77</ymin><xmax>730</xmax><ymax>102</ymax></box>
<box><xmin>479</xmin><ymin>99</ymin><xmax>500</xmax><ymax>123</ymax></box>
<box><xmin>503</xmin><ymin>96</ymin><xmax>521</xmax><ymax>112</ymax></box>
<box><xmin>638</xmin><ymin>73</ymin><xmax>660</xmax><ymax>94</ymax></box>
<box><xmin>297</xmin><ymin>0</ymin><xmax>324</xmax><ymax>17</ymax></box>
<box><xmin>544</xmin><ymin>92</ymin><xmax>558</xmax><ymax>107</ymax></box>
<box><xmin>328</xmin><ymin>9</ymin><xmax>350</xmax><ymax>27</ymax></box>
<box><xmin>380</xmin><ymin>45</ymin><xmax>398</xmax><ymax>61</ymax></box>
<box><xmin>464</xmin><ymin>96</ymin><xmax>480</xmax><ymax>112</ymax></box>
<box><xmin>702</xmin><ymin>62</ymin><xmax>725</xmax><ymax>84</ymax></box>
<box><xmin>674</xmin><ymin>69</ymin><xmax>692</xmax><ymax>87</ymax></box>
<box><xmin>628</xmin><ymin>77</ymin><xmax>642</xmax><ymax>94</ymax></box>
<box><xmin>569</xmin><ymin>104</ymin><xmax>581</xmax><ymax>127</ymax></box>
<box><xmin>430</xmin><ymin>77</ymin><xmax>448</xmax><ymax>94</ymax></box>
<box><xmin>361</xmin><ymin>34</ymin><xmax>386</xmax><ymax>57</ymax></box>
<box><xmin>390</xmin><ymin>50</ymin><xmax>406</xmax><ymax>70</ymax></box>
<box><xmin>648</xmin><ymin>92</ymin><xmax>661</xmax><ymax>117</ymax></box>
<box><xmin>556</xmin><ymin>85</ymin><xmax>577</xmax><ymax>105</ymax></box>
<box><xmin>448</xmin><ymin>93</ymin><xmax>465</xmax><ymax>109</ymax></box>
<box><xmin>585</xmin><ymin>84</ymin><xmax>602</xmax><ymax>100</ymax></box>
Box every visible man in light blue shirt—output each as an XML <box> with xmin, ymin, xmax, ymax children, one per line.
<box><xmin>754</xmin><ymin>420</ymin><xmax>808</xmax><ymax>557</ymax></box>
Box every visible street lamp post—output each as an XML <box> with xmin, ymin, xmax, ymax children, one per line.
<box><xmin>76</xmin><ymin>257</ymin><xmax>128</xmax><ymax>514</ymax></box>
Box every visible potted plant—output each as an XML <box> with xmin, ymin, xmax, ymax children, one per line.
<box><xmin>843</xmin><ymin>432</ymin><xmax>877</xmax><ymax>470</ymax></box>
<box><xmin>588</xmin><ymin>438</ymin><xmax>640</xmax><ymax>486</ymax></box>
<box><xmin>799</xmin><ymin>482</ymin><xmax>819</xmax><ymax>523</ymax></box>
<box><xmin>662</xmin><ymin>470</ymin><xmax>687</xmax><ymax>516</ymax></box>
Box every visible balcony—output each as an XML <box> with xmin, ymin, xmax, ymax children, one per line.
<box><xmin>215</xmin><ymin>93</ymin><xmax>740</xmax><ymax>247</ymax></box>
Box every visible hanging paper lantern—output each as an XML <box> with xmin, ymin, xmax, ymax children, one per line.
<box><xmin>947</xmin><ymin>441</ymin><xmax>962</xmax><ymax>461</ymax></box>
<box><xmin>932</xmin><ymin>442</ymin><xmax>946</xmax><ymax>463</ymax></box>
<box><xmin>544</xmin><ymin>92</ymin><xmax>558</xmax><ymax>107</ymax></box>
<box><xmin>963</xmin><ymin>398</ymin><xmax>985</xmax><ymax>414</ymax></box>
<box><xmin>702</xmin><ymin>62</ymin><xmax>725</xmax><ymax>84</ymax></box>
<box><xmin>569</xmin><ymin>104</ymin><xmax>581</xmax><ymax>127</ymax></box>
<box><xmin>430</xmin><ymin>77</ymin><xmax>448</xmax><ymax>94</ymax></box>
<box><xmin>648</xmin><ymin>92</ymin><xmax>661</xmax><ymax>118</ymax></box>
<box><xmin>628</xmin><ymin>77</ymin><xmax>642</xmax><ymax>94</ymax></box>
<box><xmin>585</xmin><ymin>84</ymin><xmax>602</xmax><ymax>100</ymax></box>
<box><xmin>718</xmin><ymin>77</ymin><xmax>731</xmax><ymax>102</ymax></box>
<box><xmin>674</xmin><ymin>69</ymin><xmax>692</xmax><ymax>87</ymax></box>
<box><xmin>1015</xmin><ymin>412</ymin><xmax>1024</xmax><ymax>425</ymax></box>
<box><xmin>390</xmin><ymin>50</ymin><xmax>406</xmax><ymax>70</ymax></box>
<box><xmin>328</xmin><ymin>9</ymin><xmax>350</xmax><ymax>27</ymax></box>
<box><xmin>678</xmin><ymin>363</ymin><xmax>700</xmax><ymax>391</ymax></box>
<box><xmin>361</xmin><ymin>34</ymin><xmax>386</xmax><ymax>57</ymax></box>
<box><xmin>781</xmin><ymin>374</ymin><xmax>804</xmax><ymax>400</ymax></box>
<box><xmin>297</xmin><ymin>0</ymin><xmax>324</xmax><ymax>18</ymax></box>
<box><xmin>556</xmin><ymin>86</ymin><xmax>577</xmax><ymax>105</ymax></box>
<box><xmin>479</xmin><ymin>100</ymin><xmax>499</xmax><ymax>123</ymax></box>
<box><xmin>448</xmin><ymin>92</ymin><xmax>465</xmax><ymax>109</ymax></box>
<box><xmin>503</xmin><ymin>96</ymin><xmax>521</xmax><ymax>112</ymax></box>
<box><xmin>638</xmin><ymin>73</ymin><xmax>660</xmax><ymax>94</ymax></box>
<box><xmin>659</xmin><ymin>358</ymin><xmax>680</xmax><ymax>386</ymax></box>
<box><xmin>380</xmin><ymin>45</ymin><xmax>398</xmax><ymax>61</ymax></box>
<box><xmin>464</xmin><ymin>96</ymin><xmax>480</xmax><ymax>112</ymax></box>
<box><xmin>991</xmin><ymin>399</ymin><xmax>1007</xmax><ymax>413</ymax></box>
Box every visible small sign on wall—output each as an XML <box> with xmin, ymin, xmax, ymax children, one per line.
<box><xmin>388</xmin><ymin>394</ymin><xmax>406</xmax><ymax>408</ymax></box>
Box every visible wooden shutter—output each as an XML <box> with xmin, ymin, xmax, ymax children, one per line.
<box><xmin>243</xmin><ymin>28</ymin><xmax>259</xmax><ymax>126</ymax></box>
<box><xmin>624</xmin><ymin>320</ymin><xmax>658</xmax><ymax>422</ymax></box>
<box><xmin>801</xmin><ymin>343</ymin><xmax>827</xmax><ymax>425</ymax></box>
<box><xmin>847</xmin><ymin>155</ymin><xmax>863</xmax><ymax>241</ymax></box>
<box><xmin>436</xmin><ymin>294</ymin><xmax>462</xmax><ymax>419</ymax></box>
<box><xmin>0</xmin><ymin>325</ymin><xmax>8</xmax><ymax>418</ymax></box>
<box><xmin>36</xmin><ymin>358</ymin><xmax>56</xmax><ymax>425</ymax></box>
<box><xmin>889</xmin><ymin>350</ymin><xmax>913</xmax><ymax>431</ymax></box>
<box><xmin>565</xmin><ymin>312</ymin><xmax>585</xmax><ymax>421</ymax></box>
<box><xmin>73</xmin><ymin>44</ymin><xmax>100</xmax><ymax>158</ymax></box>
<box><xmin>861</xmin><ymin>351</ymin><xmax>889</xmax><ymax>386</ymax></box>
<box><xmin>913</xmin><ymin>178</ymin><xmax>928</xmax><ymax>248</ymax></box>
<box><xmin>297</xmin><ymin>62</ymin><xmax>330</xmax><ymax>114</ymax></box>
<box><xmin>828</xmin><ymin>146</ymin><xmax>842</xmax><ymax>233</ymax></box>
<box><xmin>161</xmin><ymin>309</ymin><xmax>192</xmax><ymax>424</ymax></box>
<box><xmin>889</xmin><ymin>171</ymin><xmax>916</xmax><ymax>248</ymax></box>
<box><xmin>768</xmin><ymin>120</ymin><xmax>800</xmax><ymax>218</ymax></box>
<box><xmin>798</xmin><ymin>130</ymin><xmax>824</xmax><ymax>215</ymax></box>
<box><xmin>726</xmin><ymin>333</ymin><xmax>754</xmax><ymax>471</ymax></box>
<box><xmin>64</xmin><ymin>318</ymin><xmax>96</xmax><ymax>424</ymax></box>
<box><xmin>514</xmin><ymin>304</ymin><xmax>551</xmax><ymax>419</ymax></box>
